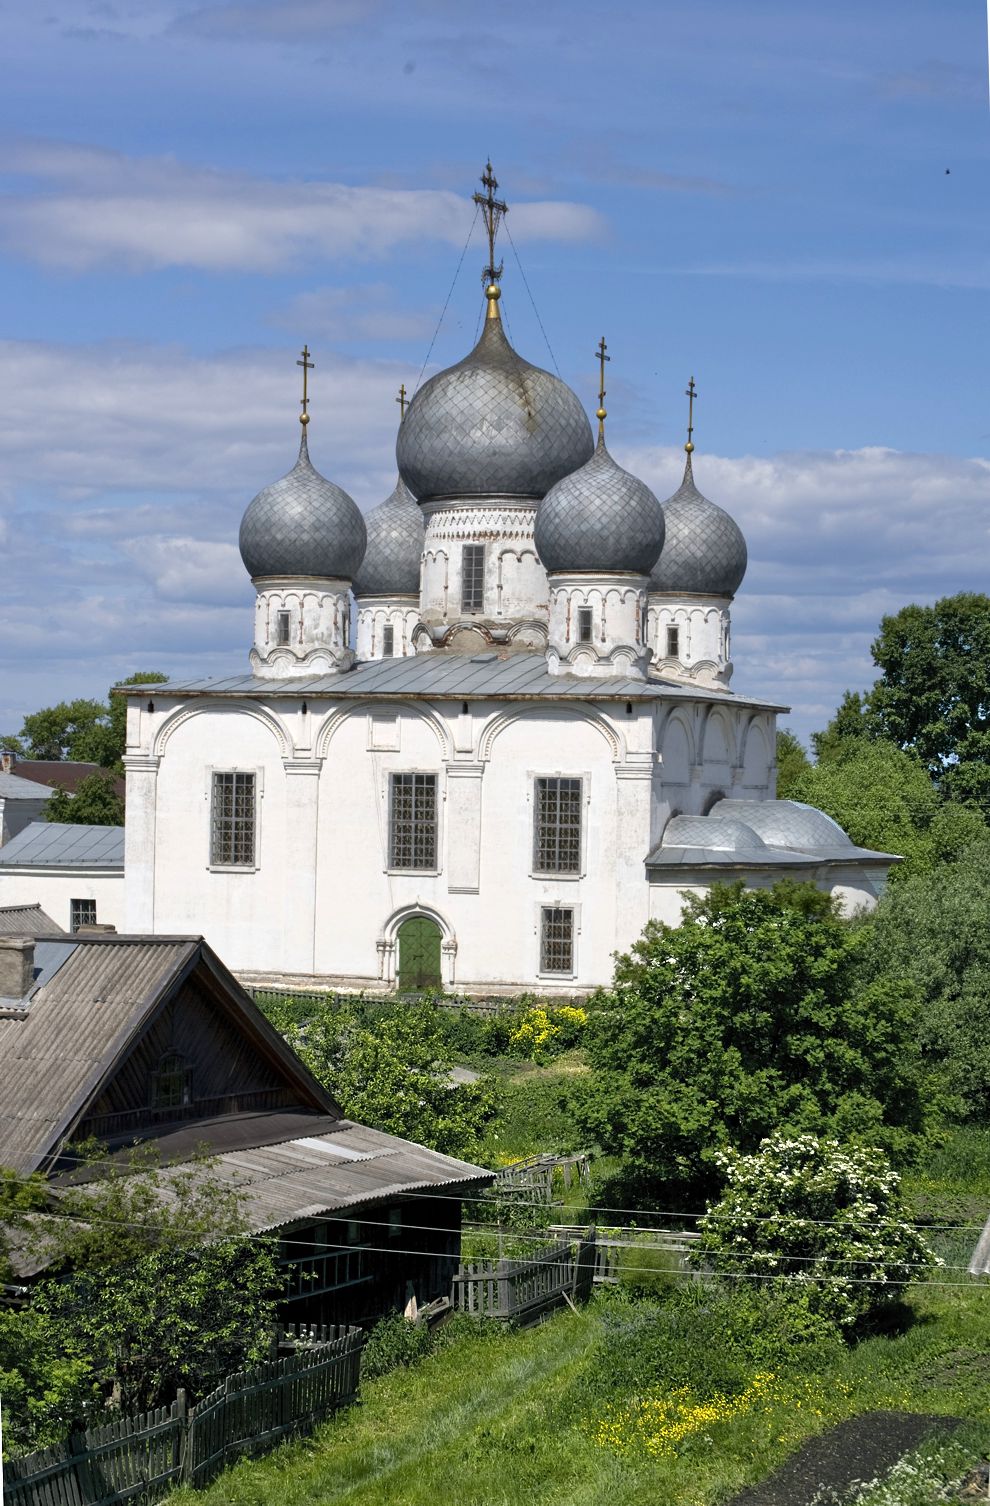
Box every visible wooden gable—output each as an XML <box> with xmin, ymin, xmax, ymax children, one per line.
<box><xmin>73</xmin><ymin>949</ymin><xmax>335</xmax><ymax>1146</ymax></box>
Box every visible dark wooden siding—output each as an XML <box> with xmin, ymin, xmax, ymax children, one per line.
<box><xmin>77</xmin><ymin>974</ymin><xmax>308</xmax><ymax>1139</ymax></box>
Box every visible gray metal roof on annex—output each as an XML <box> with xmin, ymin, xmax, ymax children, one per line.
<box><xmin>0</xmin><ymin>771</ymin><xmax>54</xmax><ymax>801</ymax></box>
<box><xmin>0</xmin><ymin>822</ymin><xmax>125</xmax><ymax>869</ymax></box>
<box><xmin>122</xmin><ymin>652</ymin><xmax>786</xmax><ymax>712</ymax></box>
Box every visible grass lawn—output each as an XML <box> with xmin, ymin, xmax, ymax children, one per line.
<box><xmin>172</xmin><ymin>1277</ymin><xmax>990</xmax><ymax>1506</ymax></box>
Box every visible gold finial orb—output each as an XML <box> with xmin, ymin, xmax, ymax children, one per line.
<box><xmin>684</xmin><ymin>439</ymin><xmax>694</xmax><ymax>453</ymax></box>
<box><xmin>596</xmin><ymin>407</ymin><xmax>607</xmax><ymax>421</ymax></box>
<box><xmin>300</xmin><ymin>412</ymin><xmax>310</xmax><ymax>425</ymax></box>
<box><xmin>486</xmin><ymin>283</ymin><xmax>501</xmax><ymax>300</ymax></box>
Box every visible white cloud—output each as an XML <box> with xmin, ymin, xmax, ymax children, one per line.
<box><xmin>0</xmin><ymin>140</ymin><xmax>606</xmax><ymax>273</ymax></box>
<box><xmin>270</xmin><ymin>283</ymin><xmax>436</xmax><ymax>343</ymax></box>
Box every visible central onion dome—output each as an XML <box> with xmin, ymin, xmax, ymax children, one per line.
<box><xmin>396</xmin><ymin>290</ymin><xmax>594</xmax><ymax>502</ymax></box>
<box><xmin>239</xmin><ymin>429</ymin><xmax>367</xmax><ymax>580</ymax></box>
<box><xmin>650</xmin><ymin>450</ymin><xmax>747</xmax><ymax>597</ymax></box>
<box><xmin>535</xmin><ymin>434</ymin><xmax>666</xmax><ymax>575</ymax></box>
<box><xmin>353</xmin><ymin>475</ymin><xmax>424</xmax><ymax>597</ymax></box>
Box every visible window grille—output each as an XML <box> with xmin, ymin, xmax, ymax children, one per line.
<box><xmin>151</xmin><ymin>1051</ymin><xmax>192</xmax><ymax>1110</ymax></box>
<box><xmin>275</xmin><ymin>610</ymin><xmax>291</xmax><ymax>646</ymax></box>
<box><xmin>382</xmin><ymin>623</ymin><xmax>395</xmax><ymax>657</ymax></box>
<box><xmin>666</xmin><ymin>625</ymin><xmax>680</xmax><ymax>659</ymax></box>
<box><xmin>211</xmin><ymin>771</ymin><xmax>256</xmax><ymax>866</ymax></box>
<box><xmin>533</xmin><ymin>777</ymin><xmax>582</xmax><ymax>873</ymax></box>
<box><xmin>70</xmin><ymin>898</ymin><xmax>97</xmax><ymax>932</ymax></box>
<box><xmin>461</xmin><ymin>544</ymin><xmax>485</xmax><ymax>613</ymax></box>
<box><xmin>540</xmin><ymin>907</ymin><xmax>575</xmax><ymax>973</ymax></box>
<box><xmin>389</xmin><ymin>772</ymin><xmax>438</xmax><ymax>870</ymax></box>
<box><xmin>577</xmin><ymin>606</ymin><xmax>593</xmax><ymax>643</ymax></box>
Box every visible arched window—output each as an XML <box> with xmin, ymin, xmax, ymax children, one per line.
<box><xmin>151</xmin><ymin>1051</ymin><xmax>193</xmax><ymax>1111</ymax></box>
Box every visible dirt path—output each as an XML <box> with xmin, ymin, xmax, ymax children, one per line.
<box><xmin>726</xmin><ymin>1411</ymin><xmax>961</xmax><ymax>1506</ymax></box>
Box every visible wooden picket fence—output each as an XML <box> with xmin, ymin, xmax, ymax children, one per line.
<box><xmin>3</xmin><ymin>1326</ymin><xmax>363</xmax><ymax>1506</ymax></box>
<box><xmin>451</xmin><ymin>1229</ymin><xmax>597</xmax><ymax>1326</ymax></box>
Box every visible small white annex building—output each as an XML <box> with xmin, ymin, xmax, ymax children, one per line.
<box><xmin>0</xmin><ymin>822</ymin><xmax>125</xmax><ymax>934</ymax></box>
<box><xmin>106</xmin><ymin>169</ymin><xmax>896</xmax><ymax>995</ymax></box>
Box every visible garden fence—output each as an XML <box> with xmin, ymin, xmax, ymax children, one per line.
<box><xmin>452</xmin><ymin>1229</ymin><xmax>597</xmax><ymax>1325</ymax></box>
<box><xmin>4</xmin><ymin>1326</ymin><xmax>363</xmax><ymax>1506</ymax></box>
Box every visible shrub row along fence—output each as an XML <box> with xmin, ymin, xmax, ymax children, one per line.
<box><xmin>493</xmin><ymin>1152</ymin><xmax>592</xmax><ymax>1203</ymax></box>
<box><xmin>244</xmin><ymin>986</ymin><xmax>591</xmax><ymax>1017</ymax></box>
<box><xmin>4</xmin><ymin>1326</ymin><xmax>363</xmax><ymax>1506</ymax></box>
<box><xmin>452</xmin><ymin>1229</ymin><xmax>598</xmax><ymax>1325</ymax></box>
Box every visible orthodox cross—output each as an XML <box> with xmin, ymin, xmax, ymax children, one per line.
<box><xmin>685</xmin><ymin>375</ymin><xmax>697</xmax><ymax>453</ymax></box>
<box><xmin>297</xmin><ymin>345</ymin><xmax>314</xmax><ymax>426</ymax></box>
<box><xmin>396</xmin><ymin>383</ymin><xmax>408</xmax><ymax>421</ymax></box>
<box><xmin>595</xmin><ymin>335</ymin><xmax>610</xmax><ymax>441</ymax></box>
<box><xmin>473</xmin><ymin>160</ymin><xmax>507</xmax><ymax>287</ymax></box>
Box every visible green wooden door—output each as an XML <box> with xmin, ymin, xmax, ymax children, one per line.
<box><xmin>398</xmin><ymin>916</ymin><xmax>442</xmax><ymax>991</ymax></box>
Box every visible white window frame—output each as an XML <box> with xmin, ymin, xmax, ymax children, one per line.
<box><xmin>535</xmin><ymin>901</ymin><xmax>581</xmax><ymax>980</ymax></box>
<box><xmin>529</xmin><ymin>772</ymin><xmax>589</xmax><ymax>880</ymax></box>
<box><xmin>385</xmin><ymin>769</ymin><xmax>442</xmax><ymax>875</ymax></box>
<box><xmin>206</xmin><ymin>766</ymin><xmax>264</xmax><ymax>872</ymax></box>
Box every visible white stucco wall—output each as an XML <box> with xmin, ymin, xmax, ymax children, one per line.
<box><xmin>250</xmin><ymin>577</ymin><xmax>354</xmax><ymax>676</ymax></box>
<box><xmin>0</xmin><ymin>867</ymin><xmax>125</xmax><ymax>932</ymax></box>
<box><xmin>546</xmin><ymin>574</ymin><xmax>651</xmax><ymax>679</ymax></box>
<box><xmin>0</xmin><ymin>793</ymin><xmax>51</xmax><ymax>847</ymax></box>
<box><xmin>355</xmin><ymin>598</ymin><xmax>420</xmax><ymax>660</ymax></box>
<box><xmin>647</xmin><ymin>594</ymin><xmax>732</xmax><ymax>686</ymax></box>
<box><xmin>124</xmin><ymin>686</ymin><xmax>780</xmax><ymax>992</ymax></box>
<box><xmin>418</xmin><ymin>501</ymin><xmax>549</xmax><ymax>648</ymax></box>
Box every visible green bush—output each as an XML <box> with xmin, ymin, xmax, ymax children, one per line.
<box><xmin>692</xmin><ymin>1133</ymin><xmax>939</xmax><ymax>1329</ymax></box>
<box><xmin>360</xmin><ymin>1313</ymin><xmax>433</xmax><ymax>1380</ymax></box>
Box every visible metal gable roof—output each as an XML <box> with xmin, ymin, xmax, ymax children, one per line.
<box><xmin>0</xmin><ymin>821</ymin><xmax>125</xmax><ymax>869</ymax></box>
<box><xmin>121</xmin><ymin>652</ymin><xmax>787</xmax><ymax>712</ymax></box>
<box><xmin>0</xmin><ymin>904</ymin><xmax>64</xmax><ymax>936</ymax></box>
<box><xmin>0</xmin><ymin>771</ymin><xmax>54</xmax><ymax>800</ymax></box>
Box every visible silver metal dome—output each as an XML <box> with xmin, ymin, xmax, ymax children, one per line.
<box><xmin>353</xmin><ymin>476</ymin><xmax>424</xmax><ymax>598</ymax></box>
<box><xmin>664</xmin><ymin>814</ymin><xmax>769</xmax><ymax>852</ymax></box>
<box><xmin>709</xmin><ymin>800</ymin><xmax>853</xmax><ymax>853</ymax></box>
<box><xmin>534</xmin><ymin>435</ymin><xmax>666</xmax><ymax>575</ymax></box>
<box><xmin>650</xmin><ymin>452</ymin><xmax>747</xmax><ymax>597</ymax></box>
<box><xmin>239</xmin><ymin>429</ymin><xmax>367</xmax><ymax>580</ymax></box>
<box><xmin>396</xmin><ymin>300</ymin><xmax>594</xmax><ymax>501</ymax></box>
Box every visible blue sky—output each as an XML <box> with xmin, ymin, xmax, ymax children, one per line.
<box><xmin>0</xmin><ymin>0</ymin><xmax>987</xmax><ymax>745</ymax></box>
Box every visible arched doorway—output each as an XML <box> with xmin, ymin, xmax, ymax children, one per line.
<box><xmin>397</xmin><ymin>914</ymin><xmax>443</xmax><ymax>992</ymax></box>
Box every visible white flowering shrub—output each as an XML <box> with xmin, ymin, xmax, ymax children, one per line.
<box><xmin>690</xmin><ymin>1133</ymin><xmax>940</xmax><ymax>1328</ymax></box>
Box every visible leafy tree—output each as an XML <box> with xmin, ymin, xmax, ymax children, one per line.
<box><xmin>15</xmin><ymin>672</ymin><xmax>167</xmax><ymax>769</ymax></box>
<box><xmin>578</xmin><ymin>882</ymin><xmax>929</xmax><ymax>1199</ymax></box>
<box><xmin>692</xmin><ymin>1133</ymin><xmax>939</xmax><ymax>1329</ymax></box>
<box><xmin>774</xmin><ymin>729</ymin><xmax>811</xmax><ymax>799</ymax></box>
<box><xmin>284</xmin><ymin>999</ymin><xmax>498</xmax><ymax>1159</ymax></box>
<box><xmin>811</xmin><ymin>689</ymin><xmax>872</xmax><ymax>761</ymax></box>
<box><xmin>1</xmin><ymin>1147</ymin><xmax>277</xmax><ymax>1438</ymax></box>
<box><xmin>45</xmin><ymin>770</ymin><xmax>125</xmax><ymax>827</ymax></box>
<box><xmin>784</xmin><ymin>737</ymin><xmax>986</xmax><ymax>879</ymax></box>
<box><xmin>19</xmin><ymin>699</ymin><xmax>113</xmax><ymax>763</ymax></box>
<box><xmin>863</xmin><ymin>841</ymin><xmax>990</xmax><ymax>1122</ymax></box>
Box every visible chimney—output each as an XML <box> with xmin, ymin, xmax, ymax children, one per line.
<box><xmin>0</xmin><ymin>749</ymin><xmax>14</xmax><ymax>774</ymax></box>
<box><xmin>0</xmin><ymin>935</ymin><xmax>35</xmax><ymax>999</ymax></box>
<box><xmin>76</xmin><ymin>923</ymin><xmax>116</xmax><ymax>935</ymax></box>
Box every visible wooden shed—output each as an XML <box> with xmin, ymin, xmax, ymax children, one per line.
<box><xmin>0</xmin><ymin>932</ymin><xmax>493</xmax><ymax>1323</ymax></box>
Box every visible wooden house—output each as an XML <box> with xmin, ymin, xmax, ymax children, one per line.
<box><xmin>0</xmin><ymin>931</ymin><xmax>493</xmax><ymax>1323</ymax></box>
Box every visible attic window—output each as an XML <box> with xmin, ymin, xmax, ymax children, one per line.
<box><xmin>151</xmin><ymin>1051</ymin><xmax>192</xmax><ymax>1111</ymax></box>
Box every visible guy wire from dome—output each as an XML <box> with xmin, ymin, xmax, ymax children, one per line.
<box><xmin>238</xmin><ymin>346</ymin><xmax>367</xmax><ymax>582</ymax></box>
<box><xmin>649</xmin><ymin>376</ymin><xmax>747</xmax><ymax>598</ymax></box>
<box><xmin>397</xmin><ymin>163</ymin><xmax>594</xmax><ymax>504</ymax></box>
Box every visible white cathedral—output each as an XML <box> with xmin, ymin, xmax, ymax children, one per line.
<box><xmin>106</xmin><ymin>171</ymin><xmax>894</xmax><ymax>995</ymax></box>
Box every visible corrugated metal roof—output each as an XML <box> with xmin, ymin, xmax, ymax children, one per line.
<box><xmin>0</xmin><ymin>937</ymin><xmax>198</xmax><ymax>1172</ymax></box>
<box><xmin>0</xmin><ymin>772</ymin><xmax>54</xmax><ymax>800</ymax></box>
<box><xmin>0</xmin><ymin>904</ymin><xmax>64</xmax><ymax>936</ymax></box>
<box><xmin>122</xmin><ymin>653</ymin><xmax>786</xmax><ymax>711</ymax></box>
<box><xmin>195</xmin><ymin>1119</ymin><xmax>493</xmax><ymax>1231</ymax></box>
<box><xmin>0</xmin><ymin>822</ymin><xmax>124</xmax><ymax>869</ymax></box>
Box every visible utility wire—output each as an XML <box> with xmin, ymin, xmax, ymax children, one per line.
<box><xmin>504</xmin><ymin>218</ymin><xmax>561</xmax><ymax>377</ymax></box>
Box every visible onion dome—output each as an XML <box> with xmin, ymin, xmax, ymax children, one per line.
<box><xmin>650</xmin><ymin>446</ymin><xmax>747</xmax><ymax>598</ymax></box>
<box><xmin>535</xmin><ymin>434</ymin><xmax>666</xmax><ymax>575</ymax></box>
<box><xmin>239</xmin><ymin>428</ymin><xmax>367</xmax><ymax>581</ymax></box>
<box><xmin>396</xmin><ymin>289</ymin><xmax>594</xmax><ymax>502</ymax></box>
<box><xmin>353</xmin><ymin>475</ymin><xmax>424</xmax><ymax>598</ymax></box>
